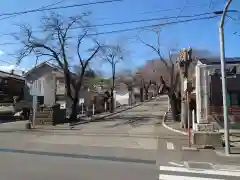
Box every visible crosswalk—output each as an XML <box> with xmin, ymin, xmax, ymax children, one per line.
<box><xmin>159</xmin><ymin>165</ymin><xmax>240</xmax><ymax>180</ymax></box>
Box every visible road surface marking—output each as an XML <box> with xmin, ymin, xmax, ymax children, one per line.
<box><xmin>159</xmin><ymin>174</ymin><xmax>224</xmax><ymax>180</ymax></box>
<box><xmin>166</xmin><ymin>141</ymin><xmax>175</xmax><ymax>150</ymax></box>
<box><xmin>168</xmin><ymin>162</ymin><xmax>184</xmax><ymax>167</ymax></box>
<box><xmin>160</xmin><ymin>166</ymin><xmax>240</xmax><ymax>177</ymax></box>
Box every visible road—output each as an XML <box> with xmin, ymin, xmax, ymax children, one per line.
<box><xmin>1</xmin><ymin>95</ymin><xmax>240</xmax><ymax>179</ymax></box>
<box><xmin>0</xmin><ymin>152</ymin><xmax>157</xmax><ymax>180</ymax></box>
<box><xmin>0</xmin><ymin>96</ymin><xmax>167</xmax><ymax>180</ymax></box>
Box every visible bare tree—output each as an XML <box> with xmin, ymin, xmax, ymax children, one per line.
<box><xmin>100</xmin><ymin>44</ymin><xmax>125</xmax><ymax>112</ymax></box>
<box><xmin>138</xmin><ymin>29</ymin><xmax>181</xmax><ymax>121</ymax></box>
<box><xmin>135</xmin><ymin>72</ymin><xmax>152</xmax><ymax>100</ymax></box>
<box><xmin>15</xmin><ymin>13</ymin><xmax>100</xmax><ymax>123</ymax></box>
<box><xmin>137</xmin><ymin>59</ymin><xmax>170</xmax><ymax>97</ymax></box>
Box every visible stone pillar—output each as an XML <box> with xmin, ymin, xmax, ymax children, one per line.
<box><xmin>195</xmin><ymin>65</ymin><xmax>201</xmax><ymax>124</ymax></box>
<box><xmin>203</xmin><ymin>67</ymin><xmax>209</xmax><ymax>122</ymax></box>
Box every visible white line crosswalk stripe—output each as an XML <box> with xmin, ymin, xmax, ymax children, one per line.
<box><xmin>159</xmin><ymin>174</ymin><xmax>224</xmax><ymax>180</ymax></box>
<box><xmin>159</xmin><ymin>165</ymin><xmax>240</xmax><ymax>180</ymax></box>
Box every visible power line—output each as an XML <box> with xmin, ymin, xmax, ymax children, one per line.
<box><xmin>0</xmin><ymin>11</ymin><xmax>220</xmax><ymax>37</ymax></box>
<box><xmin>140</xmin><ymin>1</ymin><xmax>221</xmax><ymax>15</ymax></box>
<box><xmin>0</xmin><ymin>0</ymin><xmax>66</xmax><ymax>21</ymax></box>
<box><xmin>0</xmin><ymin>0</ymin><xmax>122</xmax><ymax>17</ymax></box>
<box><xmin>90</xmin><ymin>15</ymin><xmax>218</xmax><ymax>35</ymax></box>
<box><xmin>0</xmin><ymin>15</ymin><xmax>219</xmax><ymax>46</ymax></box>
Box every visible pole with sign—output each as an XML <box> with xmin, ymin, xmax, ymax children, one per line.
<box><xmin>93</xmin><ymin>104</ymin><xmax>95</xmax><ymax>116</ymax></box>
<box><xmin>29</xmin><ymin>80</ymin><xmax>41</xmax><ymax>129</ymax></box>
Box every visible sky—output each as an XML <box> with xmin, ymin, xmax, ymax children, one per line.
<box><xmin>0</xmin><ymin>0</ymin><xmax>239</xmax><ymax>76</ymax></box>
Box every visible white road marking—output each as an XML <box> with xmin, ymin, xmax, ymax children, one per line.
<box><xmin>159</xmin><ymin>174</ymin><xmax>225</xmax><ymax>180</ymax></box>
<box><xmin>160</xmin><ymin>166</ymin><xmax>240</xmax><ymax>177</ymax></box>
<box><xmin>166</xmin><ymin>141</ymin><xmax>175</xmax><ymax>150</ymax></box>
<box><xmin>168</xmin><ymin>162</ymin><xmax>184</xmax><ymax>167</ymax></box>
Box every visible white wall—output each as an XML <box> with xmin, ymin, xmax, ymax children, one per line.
<box><xmin>116</xmin><ymin>92</ymin><xmax>129</xmax><ymax>106</ymax></box>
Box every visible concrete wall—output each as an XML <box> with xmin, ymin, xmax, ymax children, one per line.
<box><xmin>116</xmin><ymin>92</ymin><xmax>129</xmax><ymax>106</ymax></box>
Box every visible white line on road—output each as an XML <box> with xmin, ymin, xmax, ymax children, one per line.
<box><xmin>159</xmin><ymin>174</ymin><xmax>225</xmax><ymax>180</ymax></box>
<box><xmin>168</xmin><ymin>162</ymin><xmax>184</xmax><ymax>167</ymax></box>
<box><xmin>166</xmin><ymin>141</ymin><xmax>175</xmax><ymax>150</ymax></box>
<box><xmin>160</xmin><ymin>166</ymin><xmax>240</xmax><ymax>177</ymax></box>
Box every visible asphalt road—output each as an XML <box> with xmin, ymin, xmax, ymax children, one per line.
<box><xmin>0</xmin><ymin>152</ymin><xmax>157</xmax><ymax>180</ymax></box>
<box><xmin>157</xmin><ymin>135</ymin><xmax>240</xmax><ymax>180</ymax></box>
<box><xmin>1</xmin><ymin>95</ymin><xmax>240</xmax><ymax>179</ymax></box>
<box><xmin>0</xmin><ymin>96</ymin><xmax>168</xmax><ymax>180</ymax></box>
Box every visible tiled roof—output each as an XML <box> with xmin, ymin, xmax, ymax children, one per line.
<box><xmin>0</xmin><ymin>70</ymin><xmax>25</xmax><ymax>80</ymax></box>
<box><xmin>23</xmin><ymin>61</ymin><xmax>63</xmax><ymax>76</ymax></box>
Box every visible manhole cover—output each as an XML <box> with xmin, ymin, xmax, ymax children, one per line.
<box><xmin>186</xmin><ymin>162</ymin><xmax>214</xmax><ymax>170</ymax></box>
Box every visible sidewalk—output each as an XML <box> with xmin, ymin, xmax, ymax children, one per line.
<box><xmin>161</xmin><ymin>110</ymin><xmax>240</xmax><ymax>160</ymax></box>
<box><xmin>0</xmin><ymin>97</ymin><xmax>158</xmax><ymax>132</ymax></box>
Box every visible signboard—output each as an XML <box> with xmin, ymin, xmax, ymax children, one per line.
<box><xmin>79</xmin><ymin>98</ymin><xmax>84</xmax><ymax>104</ymax></box>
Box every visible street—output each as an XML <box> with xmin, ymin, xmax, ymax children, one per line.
<box><xmin>0</xmin><ymin>152</ymin><xmax>157</xmax><ymax>180</ymax></box>
<box><xmin>0</xmin><ymin>96</ymin><xmax>240</xmax><ymax>179</ymax></box>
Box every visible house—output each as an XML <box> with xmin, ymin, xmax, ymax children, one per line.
<box><xmin>23</xmin><ymin>62</ymin><xmax>108</xmax><ymax>114</ymax></box>
<box><xmin>0</xmin><ymin>70</ymin><xmax>26</xmax><ymax>115</ymax></box>
<box><xmin>23</xmin><ymin>62</ymin><xmax>66</xmax><ymax>107</ymax></box>
<box><xmin>193</xmin><ymin>57</ymin><xmax>240</xmax><ymax>131</ymax></box>
<box><xmin>0</xmin><ymin>70</ymin><xmax>25</xmax><ymax>103</ymax></box>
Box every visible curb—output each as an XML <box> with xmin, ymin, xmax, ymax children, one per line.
<box><xmin>162</xmin><ymin>111</ymin><xmax>188</xmax><ymax>135</ymax></box>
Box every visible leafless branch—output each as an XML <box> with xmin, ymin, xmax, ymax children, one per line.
<box><xmin>138</xmin><ymin>30</ymin><xmax>170</xmax><ymax>71</ymax></box>
<box><xmin>77</xmin><ymin>31</ymin><xmax>88</xmax><ymax>67</ymax></box>
<box><xmin>15</xmin><ymin>12</ymin><xmax>101</xmax><ymax>121</ymax></box>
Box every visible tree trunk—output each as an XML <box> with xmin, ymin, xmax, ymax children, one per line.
<box><xmin>140</xmin><ymin>87</ymin><xmax>144</xmax><ymax>102</ymax></box>
<box><xmin>128</xmin><ymin>91</ymin><xmax>132</xmax><ymax>106</ymax></box>
<box><xmin>168</xmin><ymin>91</ymin><xmax>180</xmax><ymax>122</ymax></box>
<box><xmin>144</xmin><ymin>88</ymin><xmax>148</xmax><ymax>100</ymax></box>
<box><xmin>181</xmin><ymin>99</ymin><xmax>188</xmax><ymax>128</ymax></box>
<box><xmin>70</xmin><ymin>98</ymin><xmax>78</xmax><ymax>123</ymax></box>
<box><xmin>110</xmin><ymin>89</ymin><xmax>114</xmax><ymax>113</ymax></box>
<box><xmin>69</xmin><ymin>91</ymin><xmax>79</xmax><ymax>123</ymax></box>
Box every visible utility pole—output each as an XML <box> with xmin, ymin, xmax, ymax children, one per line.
<box><xmin>219</xmin><ymin>0</ymin><xmax>232</xmax><ymax>156</ymax></box>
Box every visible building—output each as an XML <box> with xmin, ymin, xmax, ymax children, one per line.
<box><xmin>23</xmin><ymin>62</ymin><xmax>106</xmax><ymax>113</ymax></box>
<box><xmin>23</xmin><ymin>62</ymin><xmax>66</xmax><ymax>107</ymax></box>
<box><xmin>0</xmin><ymin>70</ymin><xmax>25</xmax><ymax>103</ymax></box>
<box><xmin>0</xmin><ymin>70</ymin><xmax>26</xmax><ymax>114</ymax></box>
<box><xmin>193</xmin><ymin>57</ymin><xmax>240</xmax><ymax>131</ymax></box>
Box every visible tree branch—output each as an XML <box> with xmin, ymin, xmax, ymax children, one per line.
<box><xmin>77</xmin><ymin>31</ymin><xmax>88</xmax><ymax>67</ymax></box>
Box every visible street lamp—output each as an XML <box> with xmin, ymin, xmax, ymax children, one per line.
<box><xmin>217</xmin><ymin>0</ymin><xmax>234</xmax><ymax>156</ymax></box>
